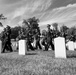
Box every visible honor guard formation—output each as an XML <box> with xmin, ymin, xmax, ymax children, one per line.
<box><xmin>0</xmin><ymin>17</ymin><xmax>76</xmax><ymax>53</ymax></box>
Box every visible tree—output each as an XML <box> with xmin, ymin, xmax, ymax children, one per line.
<box><xmin>0</xmin><ymin>14</ymin><xmax>7</xmax><ymax>27</ymax></box>
<box><xmin>0</xmin><ymin>14</ymin><xmax>7</xmax><ymax>20</ymax></box>
<box><xmin>27</xmin><ymin>17</ymin><xmax>39</xmax><ymax>30</ymax></box>
<box><xmin>27</xmin><ymin>17</ymin><xmax>39</xmax><ymax>25</ymax></box>
<box><xmin>22</xmin><ymin>17</ymin><xmax>40</xmax><ymax>37</ymax></box>
<box><xmin>42</xmin><ymin>30</ymin><xmax>47</xmax><ymax>36</ymax></box>
<box><xmin>22</xmin><ymin>19</ymin><xmax>29</xmax><ymax>28</ymax></box>
<box><xmin>67</xmin><ymin>26</ymin><xmax>76</xmax><ymax>41</ymax></box>
<box><xmin>60</xmin><ymin>25</ymin><xmax>69</xmax><ymax>33</ymax></box>
<box><xmin>52</xmin><ymin>23</ymin><xmax>58</xmax><ymax>31</ymax></box>
<box><xmin>11</xmin><ymin>26</ymin><xmax>21</xmax><ymax>39</ymax></box>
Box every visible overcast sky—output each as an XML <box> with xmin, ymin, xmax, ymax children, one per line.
<box><xmin>0</xmin><ymin>0</ymin><xmax>76</xmax><ymax>31</ymax></box>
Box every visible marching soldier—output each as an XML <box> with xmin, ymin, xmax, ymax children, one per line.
<box><xmin>18</xmin><ymin>28</ymin><xmax>25</xmax><ymax>40</ymax></box>
<box><xmin>45</xmin><ymin>24</ymin><xmax>54</xmax><ymax>51</ymax></box>
<box><xmin>2</xmin><ymin>25</ymin><xmax>13</xmax><ymax>53</ymax></box>
<box><xmin>35</xmin><ymin>28</ymin><xmax>42</xmax><ymax>50</ymax></box>
<box><xmin>1</xmin><ymin>28</ymin><xmax>6</xmax><ymax>49</ymax></box>
<box><xmin>41</xmin><ymin>35</ymin><xmax>48</xmax><ymax>51</ymax></box>
<box><xmin>25</xmin><ymin>28</ymin><xmax>34</xmax><ymax>51</ymax></box>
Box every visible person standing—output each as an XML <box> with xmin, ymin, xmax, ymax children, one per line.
<box><xmin>2</xmin><ymin>25</ymin><xmax>13</xmax><ymax>53</ymax></box>
<box><xmin>35</xmin><ymin>29</ymin><xmax>42</xmax><ymax>50</ymax></box>
<box><xmin>26</xmin><ymin>28</ymin><xmax>34</xmax><ymax>51</ymax></box>
<box><xmin>45</xmin><ymin>24</ymin><xmax>54</xmax><ymax>51</ymax></box>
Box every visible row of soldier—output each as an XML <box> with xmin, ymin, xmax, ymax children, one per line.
<box><xmin>15</xmin><ymin>24</ymin><xmax>70</xmax><ymax>51</ymax></box>
<box><xmin>17</xmin><ymin>24</ymin><xmax>76</xmax><ymax>51</ymax></box>
<box><xmin>17</xmin><ymin>24</ymin><xmax>55</xmax><ymax>51</ymax></box>
<box><xmin>1</xmin><ymin>24</ymin><xmax>75</xmax><ymax>53</ymax></box>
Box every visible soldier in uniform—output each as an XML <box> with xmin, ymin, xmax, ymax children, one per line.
<box><xmin>18</xmin><ymin>28</ymin><xmax>25</xmax><ymax>40</ymax></box>
<box><xmin>35</xmin><ymin>28</ymin><xmax>42</xmax><ymax>50</ymax></box>
<box><xmin>25</xmin><ymin>27</ymin><xmax>34</xmax><ymax>51</ymax></box>
<box><xmin>41</xmin><ymin>35</ymin><xmax>48</xmax><ymax>50</ymax></box>
<box><xmin>2</xmin><ymin>25</ymin><xmax>13</xmax><ymax>53</ymax></box>
<box><xmin>1</xmin><ymin>28</ymin><xmax>6</xmax><ymax>49</ymax></box>
<box><xmin>45</xmin><ymin>24</ymin><xmax>54</xmax><ymax>51</ymax></box>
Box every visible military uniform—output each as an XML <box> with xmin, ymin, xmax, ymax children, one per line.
<box><xmin>1</xmin><ymin>28</ymin><xmax>6</xmax><ymax>49</ymax></box>
<box><xmin>35</xmin><ymin>33</ymin><xmax>42</xmax><ymax>50</ymax></box>
<box><xmin>45</xmin><ymin>24</ymin><xmax>54</xmax><ymax>51</ymax></box>
<box><xmin>41</xmin><ymin>35</ymin><xmax>48</xmax><ymax>50</ymax></box>
<box><xmin>2</xmin><ymin>26</ymin><xmax>13</xmax><ymax>53</ymax></box>
<box><xmin>26</xmin><ymin>29</ymin><xmax>34</xmax><ymax>51</ymax></box>
<box><xmin>18</xmin><ymin>28</ymin><xmax>26</xmax><ymax>40</ymax></box>
<box><xmin>18</xmin><ymin>28</ymin><xmax>33</xmax><ymax>51</ymax></box>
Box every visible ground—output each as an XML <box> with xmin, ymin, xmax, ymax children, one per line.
<box><xmin>0</xmin><ymin>50</ymin><xmax>76</xmax><ymax>75</ymax></box>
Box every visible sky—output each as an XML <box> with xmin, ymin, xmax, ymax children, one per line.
<box><xmin>0</xmin><ymin>0</ymin><xmax>76</xmax><ymax>31</ymax></box>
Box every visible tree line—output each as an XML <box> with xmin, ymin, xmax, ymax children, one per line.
<box><xmin>0</xmin><ymin>14</ymin><xmax>76</xmax><ymax>41</ymax></box>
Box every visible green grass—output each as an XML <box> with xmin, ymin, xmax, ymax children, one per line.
<box><xmin>0</xmin><ymin>50</ymin><xmax>76</xmax><ymax>75</ymax></box>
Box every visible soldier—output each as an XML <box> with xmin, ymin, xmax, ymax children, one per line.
<box><xmin>25</xmin><ymin>28</ymin><xmax>34</xmax><ymax>51</ymax></box>
<box><xmin>18</xmin><ymin>28</ymin><xmax>25</xmax><ymax>40</ymax></box>
<box><xmin>41</xmin><ymin>35</ymin><xmax>48</xmax><ymax>50</ymax></box>
<box><xmin>35</xmin><ymin>28</ymin><xmax>42</xmax><ymax>50</ymax></box>
<box><xmin>2</xmin><ymin>26</ymin><xmax>13</xmax><ymax>53</ymax></box>
<box><xmin>70</xmin><ymin>35</ymin><xmax>75</xmax><ymax>42</ymax></box>
<box><xmin>45</xmin><ymin>24</ymin><xmax>54</xmax><ymax>51</ymax></box>
<box><xmin>41</xmin><ymin>30</ymin><xmax>48</xmax><ymax>50</ymax></box>
<box><xmin>1</xmin><ymin>28</ymin><xmax>6</xmax><ymax>49</ymax></box>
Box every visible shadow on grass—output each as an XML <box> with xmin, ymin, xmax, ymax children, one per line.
<box><xmin>13</xmin><ymin>50</ymin><xmax>18</xmax><ymax>52</ymax></box>
<box><xmin>26</xmin><ymin>52</ymin><xmax>38</xmax><ymax>55</ymax></box>
<box><xmin>67</xmin><ymin>55</ymin><xmax>76</xmax><ymax>58</ymax></box>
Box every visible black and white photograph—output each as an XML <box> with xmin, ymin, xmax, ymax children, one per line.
<box><xmin>0</xmin><ymin>0</ymin><xmax>76</xmax><ymax>75</ymax></box>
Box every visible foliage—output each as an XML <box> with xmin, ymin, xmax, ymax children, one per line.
<box><xmin>22</xmin><ymin>17</ymin><xmax>40</xmax><ymax>36</ymax></box>
<box><xmin>67</xmin><ymin>26</ymin><xmax>76</xmax><ymax>41</ymax></box>
<box><xmin>11</xmin><ymin>26</ymin><xmax>21</xmax><ymax>39</ymax></box>
<box><xmin>60</xmin><ymin>25</ymin><xmax>69</xmax><ymax>33</ymax></box>
<box><xmin>0</xmin><ymin>14</ymin><xmax>7</xmax><ymax>20</ymax></box>
<box><xmin>42</xmin><ymin>30</ymin><xmax>47</xmax><ymax>36</ymax></box>
<box><xmin>0</xmin><ymin>14</ymin><xmax>7</xmax><ymax>27</ymax></box>
<box><xmin>52</xmin><ymin>23</ymin><xmax>58</xmax><ymax>31</ymax></box>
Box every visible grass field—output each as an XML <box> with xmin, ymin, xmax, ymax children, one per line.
<box><xmin>0</xmin><ymin>50</ymin><xmax>76</xmax><ymax>75</ymax></box>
